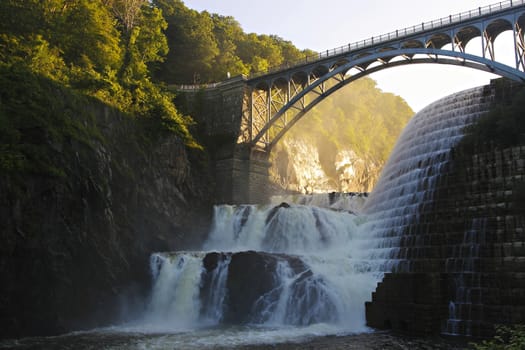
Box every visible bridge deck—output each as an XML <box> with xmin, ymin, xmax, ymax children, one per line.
<box><xmin>248</xmin><ymin>0</ymin><xmax>525</xmax><ymax>82</ymax></box>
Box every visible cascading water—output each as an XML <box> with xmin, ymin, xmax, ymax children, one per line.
<box><xmin>273</xmin><ymin>192</ymin><xmax>368</xmax><ymax>213</ymax></box>
<box><xmin>362</xmin><ymin>85</ymin><xmax>495</xmax><ymax>336</ymax></box>
<box><xmin>200</xmin><ymin>254</ymin><xmax>231</xmax><ymax>324</ymax></box>
<box><xmin>143</xmin><ymin>252</ymin><xmax>205</xmax><ymax>330</ymax></box>
<box><xmin>1</xmin><ymin>84</ymin><xmax>499</xmax><ymax>349</ymax></box>
<box><xmin>142</xmin><ymin>197</ymin><xmax>381</xmax><ymax>343</ymax></box>
<box><xmin>444</xmin><ymin>218</ymin><xmax>487</xmax><ymax>336</ymax></box>
<box><xmin>361</xmin><ymin>86</ymin><xmax>493</xmax><ymax>273</ymax></box>
<box><xmin>134</xmin><ymin>86</ymin><xmax>493</xmax><ymax>346</ymax></box>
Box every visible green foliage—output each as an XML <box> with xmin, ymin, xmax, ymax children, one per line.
<box><xmin>152</xmin><ymin>0</ymin><xmax>316</xmax><ymax>84</ymax></box>
<box><xmin>135</xmin><ymin>6</ymin><xmax>169</xmax><ymax>66</ymax></box>
<box><xmin>281</xmin><ymin>78</ymin><xmax>413</xmax><ymax>171</ymax></box>
<box><xmin>153</xmin><ymin>0</ymin><xmax>219</xmax><ymax>83</ymax></box>
<box><xmin>209</xmin><ymin>14</ymin><xmax>249</xmax><ymax>80</ymax></box>
<box><xmin>0</xmin><ymin>0</ymin><xmax>200</xmax><ymax>149</ymax></box>
<box><xmin>0</xmin><ymin>65</ymin><xmax>102</xmax><ymax>176</ymax></box>
<box><xmin>0</xmin><ymin>0</ymin><xmax>123</xmax><ymax>74</ymax></box>
<box><xmin>54</xmin><ymin>0</ymin><xmax>123</xmax><ymax>72</ymax></box>
<box><xmin>471</xmin><ymin>325</ymin><xmax>525</xmax><ymax>350</ymax></box>
<box><xmin>0</xmin><ymin>34</ymin><xmax>68</xmax><ymax>82</ymax></box>
<box><xmin>129</xmin><ymin>79</ymin><xmax>201</xmax><ymax>149</ymax></box>
<box><xmin>0</xmin><ymin>1</ymin><xmax>49</xmax><ymax>37</ymax></box>
<box><xmin>236</xmin><ymin>33</ymin><xmax>282</xmax><ymax>73</ymax></box>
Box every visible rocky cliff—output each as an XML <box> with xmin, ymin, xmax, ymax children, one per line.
<box><xmin>268</xmin><ymin>77</ymin><xmax>413</xmax><ymax>195</ymax></box>
<box><xmin>270</xmin><ymin>138</ymin><xmax>381</xmax><ymax>194</ymax></box>
<box><xmin>0</xmin><ymin>71</ymin><xmax>213</xmax><ymax>338</ymax></box>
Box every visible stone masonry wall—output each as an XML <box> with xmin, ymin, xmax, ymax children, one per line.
<box><xmin>177</xmin><ymin>77</ymin><xmax>270</xmax><ymax>204</ymax></box>
<box><xmin>366</xmin><ymin>144</ymin><xmax>525</xmax><ymax>337</ymax></box>
<box><xmin>175</xmin><ymin>77</ymin><xmax>270</xmax><ymax>204</ymax></box>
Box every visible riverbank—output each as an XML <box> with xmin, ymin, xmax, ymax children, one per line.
<box><xmin>0</xmin><ymin>330</ymin><xmax>473</xmax><ymax>350</ymax></box>
<box><xmin>230</xmin><ymin>332</ymin><xmax>471</xmax><ymax>350</ymax></box>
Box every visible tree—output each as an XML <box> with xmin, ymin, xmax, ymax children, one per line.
<box><xmin>271</xmin><ymin>35</ymin><xmax>305</xmax><ymax>63</ymax></box>
<box><xmin>153</xmin><ymin>0</ymin><xmax>219</xmax><ymax>83</ymax></box>
<box><xmin>51</xmin><ymin>0</ymin><xmax>122</xmax><ymax>72</ymax></box>
<box><xmin>151</xmin><ymin>0</ymin><xmax>317</xmax><ymax>82</ymax></box>
<box><xmin>0</xmin><ymin>1</ymin><xmax>47</xmax><ymax>37</ymax></box>
<box><xmin>119</xmin><ymin>3</ymin><xmax>168</xmax><ymax>84</ymax></box>
<box><xmin>236</xmin><ymin>33</ymin><xmax>283</xmax><ymax>73</ymax></box>
<box><xmin>209</xmin><ymin>14</ymin><xmax>249</xmax><ymax>80</ymax></box>
<box><xmin>104</xmin><ymin>0</ymin><xmax>146</xmax><ymax>33</ymax></box>
<box><xmin>0</xmin><ymin>0</ymin><xmax>198</xmax><ymax>147</ymax></box>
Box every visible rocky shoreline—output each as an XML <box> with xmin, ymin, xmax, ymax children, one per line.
<box><xmin>0</xmin><ymin>330</ymin><xmax>474</xmax><ymax>350</ymax></box>
<box><xmin>229</xmin><ymin>332</ymin><xmax>471</xmax><ymax>350</ymax></box>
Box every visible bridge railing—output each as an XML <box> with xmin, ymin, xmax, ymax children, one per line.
<box><xmin>250</xmin><ymin>0</ymin><xmax>524</xmax><ymax>79</ymax></box>
<box><xmin>170</xmin><ymin>82</ymin><xmax>222</xmax><ymax>91</ymax></box>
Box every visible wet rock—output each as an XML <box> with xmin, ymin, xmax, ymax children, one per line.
<box><xmin>223</xmin><ymin>251</ymin><xmax>308</xmax><ymax>324</ymax></box>
<box><xmin>202</xmin><ymin>252</ymin><xmax>228</xmax><ymax>272</ymax></box>
<box><xmin>265</xmin><ymin>202</ymin><xmax>291</xmax><ymax>225</ymax></box>
<box><xmin>234</xmin><ymin>206</ymin><xmax>252</xmax><ymax>239</ymax></box>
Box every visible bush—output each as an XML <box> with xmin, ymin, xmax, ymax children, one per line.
<box><xmin>471</xmin><ymin>325</ymin><xmax>525</xmax><ymax>350</ymax></box>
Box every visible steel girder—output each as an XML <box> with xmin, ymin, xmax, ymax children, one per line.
<box><xmin>244</xmin><ymin>4</ymin><xmax>525</xmax><ymax>151</ymax></box>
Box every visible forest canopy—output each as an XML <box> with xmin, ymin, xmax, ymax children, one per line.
<box><xmin>151</xmin><ymin>0</ymin><xmax>316</xmax><ymax>84</ymax></box>
<box><xmin>1</xmin><ymin>0</ymin><xmax>413</xmax><ymax>189</ymax></box>
<box><xmin>0</xmin><ymin>0</ymin><xmax>200</xmax><ymax>148</ymax></box>
<box><xmin>0</xmin><ymin>0</ymin><xmax>316</xmax><ymax>136</ymax></box>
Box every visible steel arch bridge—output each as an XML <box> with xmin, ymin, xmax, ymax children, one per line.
<box><xmin>238</xmin><ymin>0</ymin><xmax>525</xmax><ymax>152</ymax></box>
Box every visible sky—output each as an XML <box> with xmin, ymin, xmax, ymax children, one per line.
<box><xmin>181</xmin><ymin>0</ymin><xmax>517</xmax><ymax>112</ymax></box>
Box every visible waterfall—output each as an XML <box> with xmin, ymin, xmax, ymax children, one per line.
<box><xmin>361</xmin><ymin>86</ymin><xmax>492</xmax><ymax>273</ymax></box>
<box><xmin>444</xmin><ymin>218</ymin><xmax>487</xmax><ymax>336</ymax></box>
<box><xmin>200</xmin><ymin>254</ymin><xmax>231</xmax><ymax>324</ymax></box>
<box><xmin>271</xmin><ymin>192</ymin><xmax>368</xmax><ymax>213</ymax></box>
<box><xmin>144</xmin><ymin>252</ymin><xmax>205</xmax><ymax>330</ymax></box>
<box><xmin>140</xmin><ymin>84</ymin><xmax>495</xmax><ymax>341</ymax></box>
<box><xmin>361</xmin><ymin>85</ymin><xmax>498</xmax><ymax>336</ymax></box>
<box><xmin>143</xmin><ymin>202</ymin><xmax>380</xmax><ymax>332</ymax></box>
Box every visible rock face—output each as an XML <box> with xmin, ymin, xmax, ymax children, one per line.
<box><xmin>201</xmin><ymin>251</ymin><xmax>303</xmax><ymax>324</ymax></box>
<box><xmin>199</xmin><ymin>251</ymin><xmax>336</xmax><ymax>326</ymax></box>
<box><xmin>270</xmin><ymin>138</ymin><xmax>381</xmax><ymax>194</ymax></box>
<box><xmin>0</xmin><ymin>99</ymin><xmax>213</xmax><ymax>338</ymax></box>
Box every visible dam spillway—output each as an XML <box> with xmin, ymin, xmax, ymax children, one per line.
<box><xmin>138</xmin><ymin>79</ymin><xmax>525</xmax><ymax>345</ymax></box>
<box><xmin>365</xmin><ymin>80</ymin><xmax>525</xmax><ymax>337</ymax></box>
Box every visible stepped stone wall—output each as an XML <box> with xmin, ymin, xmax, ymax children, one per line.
<box><xmin>366</xmin><ymin>139</ymin><xmax>525</xmax><ymax>336</ymax></box>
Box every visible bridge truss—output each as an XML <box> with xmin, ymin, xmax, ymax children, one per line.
<box><xmin>239</xmin><ymin>0</ymin><xmax>525</xmax><ymax>152</ymax></box>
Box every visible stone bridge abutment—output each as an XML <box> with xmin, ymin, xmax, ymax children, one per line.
<box><xmin>175</xmin><ymin>76</ymin><xmax>271</xmax><ymax>204</ymax></box>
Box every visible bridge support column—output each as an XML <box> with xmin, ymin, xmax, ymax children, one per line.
<box><xmin>173</xmin><ymin>76</ymin><xmax>272</xmax><ymax>204</ymax></box>
<box><xmin>215</xmin><ymin>145</ymin><xmax>271</xmax><ymax>204</ymax></box>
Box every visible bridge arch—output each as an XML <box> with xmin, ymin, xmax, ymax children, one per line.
<box><xmin>172</xmin><ymin>2</ymin><xmax>525</xmax><ymax>204</ymax></box>
<box><xmin>244</xmin><ymin>3</ymin><xmax>525</xmax><ymax>151</ymax></box>
<box><xmin>249</xmin><ymin>49</ymin><xmax>523</xmax><ymax>151</ymax></box>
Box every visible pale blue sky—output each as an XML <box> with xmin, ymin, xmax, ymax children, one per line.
<box><xmin>183</xmin><ymin>0</ymin><xmax>514</xmax><ymax>111</ymax></box>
